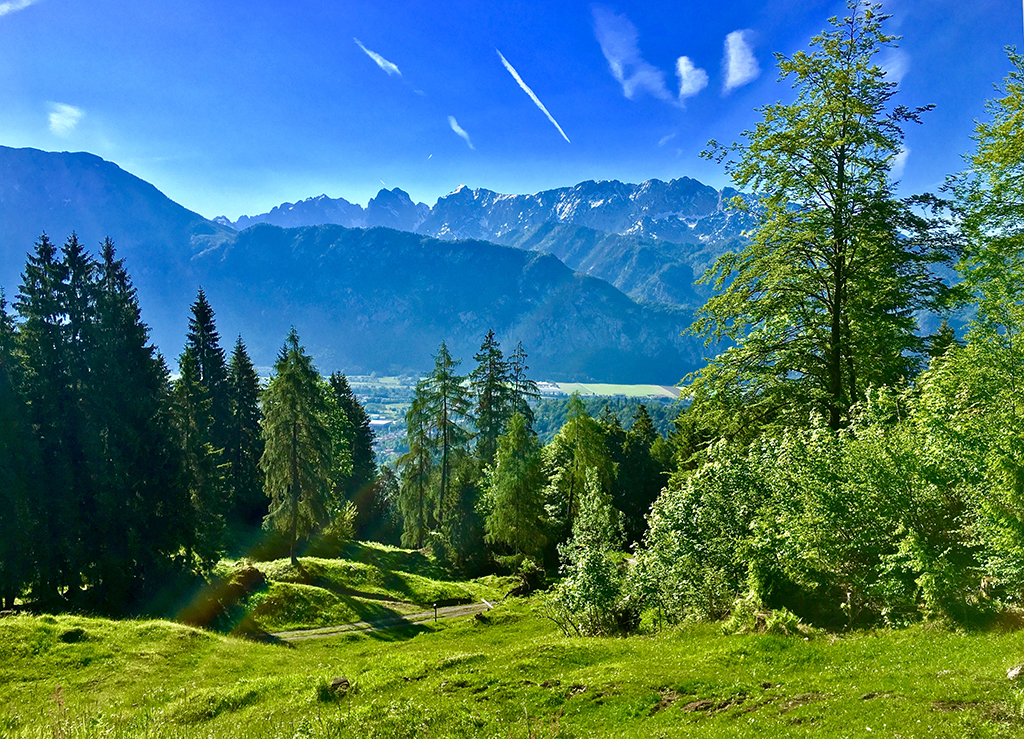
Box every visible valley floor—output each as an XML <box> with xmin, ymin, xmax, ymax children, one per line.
<box><xmin>3</xmin><ymin>597</ymin><xmax>1024</xmax><ymax>738</ymax></box>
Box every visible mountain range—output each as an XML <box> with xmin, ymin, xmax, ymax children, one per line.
<box><xmin>0</xmin><ymin>145</ymin><xmax>746</xmax><ymax>381</ymax></box>
<box><xmin>218</xmin><ymin>179</ymin><xmax>754</xmax><ymax>307</ymax></box>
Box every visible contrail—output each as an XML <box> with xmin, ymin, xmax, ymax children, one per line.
<box><xmin>496</xmin><ymin>49</ymin><xmax>571</xmax><ymax>143</ymax></box>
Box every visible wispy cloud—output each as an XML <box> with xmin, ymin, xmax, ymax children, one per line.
<box><xmin>48</xmin><ymin>103</ymin><xmax>83</xmax><ymax>136</ymax></box>
<box><xmin>675</xmin><ymin>56</ymin><xmax>708</xmax><ymax>99</ymax></box>
<box><xmin>353</xmin><ymin>38</ymin><xmax>401</xmax><ymax>77</ymax></box>
<box><xmin>723</xmin><ymin>30</ymin><xmax>760</xmax><ymax>93</ymax></box>
<box><xmin>592</xmin><ymin>6</ymin><xmax>671</xmax><ymax>102</ymax></box>
<box><xmin>659</xmin><ymin>133</ymin><xmax>676</xmax><ymax>147</ymax></box>
<box><xmin>496</xmin><ymin>49</ymin><xmax>571</xmax><ymax>144</ymax></box>
<box><xmin>0</xmin><ymin>0</ymin><xmax>38</xmax><ymax>18</ymax></box>
<box><xmin>892</xmin><ymin>146</ymin><xmax>909</xmax><ymax>178</ymax></box>
<box><xmin>879</xmin><ymin>49</ymin><xmax>909</xmax><ymax>84</ymax></box>
<box><xmin>448</xmin><ymin>116</ymin><xmax>474</xmax><ymax>150</ymax></box>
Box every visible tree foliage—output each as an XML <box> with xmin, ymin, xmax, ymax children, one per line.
<box><xmin>694</xmin><ymin>1</ymin><xmax>954</xmax><ymax>432</ymax></box>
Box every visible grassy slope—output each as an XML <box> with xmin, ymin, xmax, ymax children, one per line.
<box><xmin>3</xmin><ymin>598</ymin><xmax>1024</xmax><ymax>738</ymax></box>
<box><xmin>215</xmin><ymin>543</ymin><xmax>505</xmax><ymax>633</ymax></box>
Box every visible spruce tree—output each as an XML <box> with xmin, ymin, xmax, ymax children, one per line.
<box><xmin>0</xmin><ymin>292</ymin><xmax>34</xmax><ymax>609</ymax></box>
<box><xmin>260</xmin><ymin>328</ymin><xmax>333</xmax><ymax>565</ymax></box>
<box><xmin>185</xmin><ymin>288</ymin><xmax>230</xmax><ymax>451</ymax></box>
<box><xmin>470</xmin><ymin>330</ymin><xmax>512</xmax><ymax>467</ymax></box>
<box><xmin>397</xmin><ymin>388</ymin><xmax>434</xmax><ymax>548</ymax></box>
<box><xmin>90</xmin><ymin>239</ymin><xmax>189</xmax><ymax>603</ymax></box>
<box><xmin>615</xmin><ymin>405</ymin><xmax>666</xmax><ymax>547</ymax></box>
<box><xmin>226</xmin><ymin>336</ymin><xmax>265</xmax><ymax>528</ymax></box>
<box><xmin>328</xmin><ymin>372</ymin><xmax>377</xmax><ymax>534</ymax></box>
<box><xmin>509</xmin><ymin>341</ymin><xmax>540</xmax><ymax>430</ymax></box>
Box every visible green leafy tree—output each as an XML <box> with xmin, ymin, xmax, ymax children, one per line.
<box><xmin>694</xmin><ymin>2</ymin><xmax>954</xmax><ymax>432</ymax></box>
<box><xmin>260</xmin><ymin>328</ymin><xmax>333</xmax><ymax>565</ymax></box>
<box><xmin>226</xmin><ymin>336</ymin><xmax>265</xmax><ymax>528</ymax></box>
<box><xmin>481</xmin><ymin>413</ymin><xmax>547</xmax><ymax>564</ymax></box>
<box><xmin>469</xmin><ymin>329</ymin><xmax>512</xmax><ymax>467</ymax></box>
<box><xmin>543</xmin><ymin>394</ymin><xmax>616</xmax><ymax>542</ymax></box>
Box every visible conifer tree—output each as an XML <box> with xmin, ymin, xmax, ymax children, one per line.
<box><xmin>226</xmin><ymin>336</ymin><xmax>265</xmax><ymax>527</ymax></box>
<box><xmin>509</xmin><ymin>341</ymin><xmax>540</xmax><ymax>430</ymax></box>
<box><xmin>328</xmin><ymin>372</ymin><xmax>376</xmax><ymax>533</ymax></box>
<box><xmin>174</xmin><ymin>348</ymin><xmax>226</xmax><ymax>572</ymax></box>
<box><xmin>0</xmin><ymin>292</ymin><xmax>33</xmax><ymax>608</ymax></box>
<box><xmin>90</xmin><ymin>239</ymin><xmax>188</xmax><ymax>602</ymax></box>
<box><xmin>185</xmin><ymin>288</ymin><xmax>230</xmax><ymax>450</ymax></box>
<box><xmin>482</xmin><ymin>413</ymin><xmax>547</xmax><ymax>563</ymax></box>
<box><xmin>422</xmin><ymin>341</ymin><xmax>473</xmax><ymax>526</ymax></box>
<box><xmin>615</xmin><ymin>405</ymin><xmax>666</xmax><ymax>546</ymax></box>
<box><xmin>260</xmin><ymin>328</ymin><xmax>333</xmax><ymax>564</ymax></box>
<box><xmin>470</xmin><ymin>330</ymin><xmax>512</xmax><ymax>467</ymax></box>
<box><xmin>397</xmin><ymin>388</ymin><xmax>434</xmax><ymax>548</ymax></box>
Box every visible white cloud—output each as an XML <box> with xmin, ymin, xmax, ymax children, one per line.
<box><xmin>0</xmin><ymin>0</ymin><xmax>38</xmax><ymax>18</ymax></box>
<box><xmin>675</xmin><ymin>56</ymin><xmax>709</xmax><ymax>99</ymax></box>
<box><xmin>353</xmin><ymin>38</ymin><xmax>401</xmax><ymax>77</ymax></box>
<box><xmin>892</xmin><ymin>146</ymin><xmax>909</xmax><ymax>178</ymax></box>
<box><xmin>496</xmin><ymin>49</ymin><xmax>571</xmax><ymax>144</ymax></box>
<box><xmin>592</xmin><ymin>6</ymin><xmax>671</xmax><ymax>102</ymax></box>
<box><xmin>658</xmin><ymin>133</ymin><xmax>676</xmax><ymax>147</ymax></box>
<box><xmin>723</xmin><ymin>30</ymin><xmax>760</xmax><ymax>93</ymax></box>
<box><xmin>448</xmin><ymin>116</ymin><xmax>474</xmax><ymax>150</ymax></box>
<box><xmin>879</xmin><ymin>49</ymin><xmax>909</xmax><ymax>84</ymax></box>
<box><xmin>48</xmin><ymin>103</ymin><xmax>83</xmax><ymax>136</ymax></box>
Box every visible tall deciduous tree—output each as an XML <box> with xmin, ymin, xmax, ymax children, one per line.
<box><xmin>693</xmin><ymin>2</ymin><xmax>954</xmax><ymax>432</ymax></box>
<box><xmin>260</xmin><ymin>328</ymin><xmax>332</xmax><ymax>565</ymax></box>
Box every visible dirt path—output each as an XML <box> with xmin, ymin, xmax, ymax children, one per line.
<box><xmin>271</xmin><ymin>600</ymin><xmax>494</xmax><ymax>642</ymax></box>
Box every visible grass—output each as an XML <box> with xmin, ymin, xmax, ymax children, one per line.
<box><xmin>4</xmin><ymin>595</ymin><xmax>1024</xmax><ymax>738</ymax></box>
<box><xmin>232</xmin><ymin>551</ymin><xmax>504</xmax><ymax>632</ymax></box>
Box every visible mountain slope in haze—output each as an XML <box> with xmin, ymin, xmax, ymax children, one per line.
<box><xmin>193</xmin><ymin>224</ymin><xmax>701</xmax><ymax>382</ymax></box>
<box><xmin>0</xmin><ymin>146</ymin><xmax>234</xmax><ymax>354</ymax></box>
<box><xmin>225</xmin><ymin>177</ymin><xmax>756</xmax><ymax>306</ymax></box>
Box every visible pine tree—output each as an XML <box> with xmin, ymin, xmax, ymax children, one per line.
<box><xmin>470</xmin><ymin>330</ymin><xmax>513</xmax><ymax>467</ymax></box>
<box><xmin>260</xmin><ymin>328</ymin><xmax>333</xmax><ymax>565</ymax></box>
<box><xmin>226</xmin><ymin>336</ymin><xmax>265</xmax><ymax>528</ymax></box>
<box><xmin>615</xmin><ymin>405</ymin><xmax>666</xmax><ymax>547</ymax></box>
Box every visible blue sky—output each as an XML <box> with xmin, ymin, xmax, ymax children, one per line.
<box><xmin>1</xmin><ymin>0</ymin><xmax>1021</xmax><ymax>219</ymax></box>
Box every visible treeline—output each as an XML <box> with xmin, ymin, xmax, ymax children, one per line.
<box><xmin>391</xmin><ymin>332</ymin><xmax>672</xmax><ymax>575</ymax></box>
<box><xmin>0</xmin><ymin>237</ymin><xmax>377</xmax><ymax>612</ymax></box>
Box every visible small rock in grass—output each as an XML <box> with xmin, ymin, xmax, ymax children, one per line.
<box><xmin>683</xmin><ymin>699</ymin><xmax>715</xmax><ymax>712</ymax></box>
<box><xmin>329</xmin><ymin>677</ymin><xmax>351</xmax><ymax>693</ymax></box>
<box><xmin>1008</xmin><ymin>665</ymin><xmax>1024</xmax><ymax>681</ymax></box>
